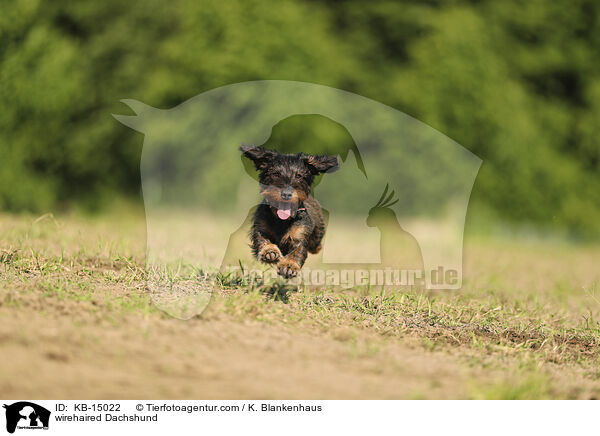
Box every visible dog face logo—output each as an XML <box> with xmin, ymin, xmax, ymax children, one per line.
<box><xmin>3</xmin><ymin>402</ymin><xmax>50</xmax><ymax>434</ymax></box>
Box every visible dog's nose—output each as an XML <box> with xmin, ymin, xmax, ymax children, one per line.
<box><xmin>281</xmin><ymin>187</ymin><xmax>293</xmax><ymax>200</ymax></box>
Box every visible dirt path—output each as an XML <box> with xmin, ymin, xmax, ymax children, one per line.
<box><xmin>0</xmin><ymin>306</ymin><xmax>470</xmax><ymax>399</ymax></box>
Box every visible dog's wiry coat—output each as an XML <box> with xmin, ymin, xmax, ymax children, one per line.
<box><xmin>240</xmin><ymin>145</ymin><xmax>338</xmax><ymax>278</ymax></box>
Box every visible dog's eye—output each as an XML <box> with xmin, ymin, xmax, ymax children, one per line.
<box><xmin>295</xmin><ymin>173</ymin><xmax>303</xmax><ymax>179</ymax></box>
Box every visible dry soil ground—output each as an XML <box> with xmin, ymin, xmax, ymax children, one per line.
<box><xmin>1</xmin><ymin>212</ymin><xmax>599</xmax><ymax>399</ymax></box>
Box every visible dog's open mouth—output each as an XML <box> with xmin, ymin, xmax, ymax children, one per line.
<box><xmin>273</xmin><ymin>201</ymin><xmax>297</xmax><ymax>220</ymax></box>
<box><xmin>264</xmin><ymin>200</ymin><xmax>298</xmax><ymax>220</ymax></box>
<box><xmin>276</xmin><ymin>207</ymin><xmax>292</xmax><ymax>220</ymax></box>
<box><xmin>260</xmin><ymin>186</ymin><xmax>300</xmax><ymax>220</ymax></box>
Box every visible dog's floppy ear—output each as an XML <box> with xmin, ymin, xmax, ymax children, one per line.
<box><xmin>304</xmin><ymin>154</ymin><xmax>339</xmax><ymax>174</ymax></box>
<box><xmin>240</xmin><ymin>145</ymin><xmax>275</xmax><ymax>170</ymax></box>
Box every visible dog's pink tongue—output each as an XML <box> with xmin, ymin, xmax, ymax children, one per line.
<box><xmin>277</xmin><ymin>208</ymin><xmax>292</xmax><ymax>220</ymax></box>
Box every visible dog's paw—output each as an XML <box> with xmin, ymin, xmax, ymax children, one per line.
<box><xmin>258</xmin><ymin>244</ymin><xmax>282</xmax><ymax>263</ymax></box>
<box><xmin>278</xmin><ymin>258</ymin><xmax>300</xmax><ymax>279</ymax></box>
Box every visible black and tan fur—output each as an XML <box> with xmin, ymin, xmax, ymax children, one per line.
<box><xmin>240</xmin><ymin>145</ymin><xmax>338</xmax><ymax>278</ymax></box>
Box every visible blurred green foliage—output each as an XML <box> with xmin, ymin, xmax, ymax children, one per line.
<box><xmin>1</xmin><ymin>0</ymin><xmax>599</xmax><ymax>237</ymax></box>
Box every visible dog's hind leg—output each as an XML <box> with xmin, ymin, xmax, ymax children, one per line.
<box><xmin>307</xmin><ymin>232</ymin><xmax>323</xmax><ymax>254</ymax></box>
<box><xmin>307</xmin><ymin>216</ymin><xmax>326</xmax><ymax>254</ymax></box>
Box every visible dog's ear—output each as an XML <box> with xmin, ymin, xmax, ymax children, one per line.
<box><xmin>240</xmin><ymin>145</ymin><xmax>275</xmax><ymax>170</ymax></box>
<box><xmin>304</xmin><ymin>154</ymin><xmax>339</xmax><ymax>174</ymax></box>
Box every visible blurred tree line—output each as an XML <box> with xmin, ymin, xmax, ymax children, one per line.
<box><xmin>1</xmin><ymin>0</ymin><xmax>599</xmax><ymax>237</ymax></box>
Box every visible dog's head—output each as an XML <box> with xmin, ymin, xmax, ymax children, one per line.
<box><xmin>240</xmin><ymin>145</ymin><xmax>338</xmax><ymax>220</ymax></box>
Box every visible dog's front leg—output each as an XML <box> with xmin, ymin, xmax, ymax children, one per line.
<box><xmin>278</xmin><ymin>225</ymin><xmax>309</xmax><ymax>279</ymax></box>
<box><xmin>251</xmin><ymin>228</ymin><xmax>282</xmax><ymax>264</ymax></box>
